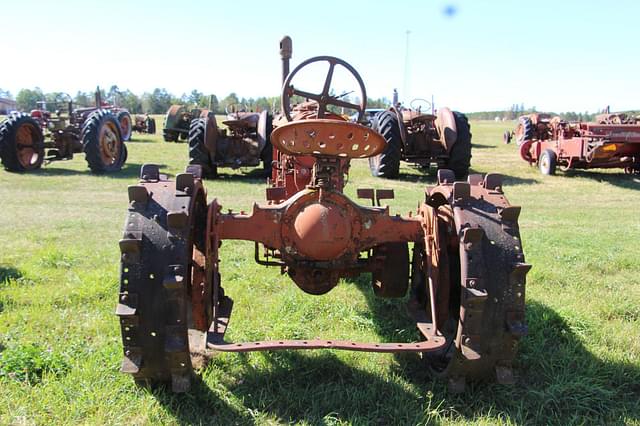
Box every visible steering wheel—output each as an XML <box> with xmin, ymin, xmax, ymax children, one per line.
<box><xmin>281</xmin><ymin>56</ymin><xmax>367</xmax><ymax>122</ymax></box>
<box><xmin>410</xmin><ymin>98</ymin><xmax>432</xmax><ymax>113</ymax></box>
<box><xmin>225</xmin><ymin>103</ymin><xmax>247</xmax><ymax>115</ymax></box>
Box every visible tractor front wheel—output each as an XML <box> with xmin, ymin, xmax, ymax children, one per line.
<box><xmin>0</xmin><ymin>113</ymin><xmax>45</xmax><ymax>172</ymax></box>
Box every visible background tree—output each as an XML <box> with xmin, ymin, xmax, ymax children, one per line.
<box><xmin>141</xmin><ymin>88</ymin><xmax>173</xmax><ymax>114</ymax></box>
<box><xmin>118</xmin><ymin>90</ymin><xmax>142</xmax><ymax>113</ymax></box>
<box><xmin>219</xmin><ymin>93</ymin><xmax>240</xmax><ymax>113</ymax></box>
<box><xmin>16</xmin><ymin>88</ymin><xmax>44</xmax><ymax>111</ymax></box>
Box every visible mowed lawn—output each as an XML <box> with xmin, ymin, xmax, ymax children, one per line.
<box><xmin>0</xmin><ymin>117</ymin><xmax>638</xmax><ymax>425</ymax></box>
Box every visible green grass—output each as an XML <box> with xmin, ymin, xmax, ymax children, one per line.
<box><xmin>0</xmin><ymin>119</ymin><xmax>639</xmax><ymax>425</ymax></box>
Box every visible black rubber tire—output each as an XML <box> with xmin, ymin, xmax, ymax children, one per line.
<box><xmin>82</xmin><ymin>109</ymin><xmax>125</xmax><ymax>173</ymax></box>
<box><xmin>539</xmin><ymin>149</ymin><xmax>557</xmax><ymax>175</ymax></box>
<box><xmin>516</xmin><ymin>116</ymin><xmax>534</xmax><ymax>146</ymax></box>
<box><xmin>369</xmin><ymin>111</ymin><xmax>401</xmax><ymax>178</ymax></box>
<box><xmin>163</xmin><ymin>130</ymin><xmax>177</xmax><ymax>142</ymax></box>
<box><xmin>188</xmin><ymin>118</ymin><xmax>217</xmax><ymax>178</ymax></box>
<box><xmin>0</xmin><ymin>113</ymin><xmax>45</xmax><ymax>172</ymax></box>
<box><xmin>121</xmin><ymin>144</ymin><xmax>128</xmax><ymax>165</ymax></box>
<box><xmin>446</xmin><ymin>112</ymin><xmax>472</xmax><ymax>180</ymax></box>
<box><xmin>503</xmin><ymin>131</ymin><xmax>512</xmax><ymax>144</ymax></box>
<box><xmin>116</xmin><ymin>111</ymin><xmax>133</xmax><ymax>141</ymax></box>
<box><xmin>147</xmin><ymin>118</ymin><xmax>156</xmax><ymax>135</ymax></box>
<box><xmin>259</xmin><ymin>114</ymin><xmax>273</xmax><ymax>177</ymax></box>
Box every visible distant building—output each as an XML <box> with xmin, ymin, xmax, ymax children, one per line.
<box><xmin>0</xmin><ymin>97</ymin><xmax>17</xmax><ymax>114</ymax></box>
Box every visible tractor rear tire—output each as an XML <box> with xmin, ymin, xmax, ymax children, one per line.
<box><xmin>117</xmin><ymin>168</ymin><xmax>209</xmax><ymax>392</ymax></box>
<box><xmin>259</xmin><ymin>113</ymin><xmax>273</xmax><ymax>177</ymax></box>
<box><xmin>0</xmin><ymin>113</ymin><xmax>45</xmax><ymax>172</ymax></box>
<box><xmin>146</xmin><ymin>118</ymin><xmax>156</xmax><ymax>135</ymax></box>
<box><xmin>413</xmin><ymin>174</ymin><xmax>529</xmax><ymax>391</ymax></box>
<box><xmin>369</xmin><ymin>111</ymin><xmax>401</xmax><ymax>178</ymax></box>
<box><xmin>116</xmin><ymin>111</ymin><xmax>133</xmax><ymax>141</ymax></box>
<box><xmin>539</xmin><ymin>149</ymin><xmax>557</xmax><ymax>175</ymax></box>
<box><xmin>515</xmin><ymin>116</ymin><xmax>534</xmax><ymax>146</ymax></box>
<box><xmin>188</xmin><ymin>118</ymin><xmax>217</xmax><ymax>178</ymax></box>
<box><xmin>82</xmin><ymin>110</ymin><xmax>125</xmax><ymax>173</ymax></box>
<box><xmin>446</xmin><ymin>112</ymin><xmax>472</xmax><ymax>180</ymax></box>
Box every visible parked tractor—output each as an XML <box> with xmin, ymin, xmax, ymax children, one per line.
<box><xmin>187</xmin><ymin>103</ymin><xmax>272</xmax><ymax>178</ymax></box>
<box><xmin>163</xmin><ymin>105</ymin><xmax>213</xmax><ymax>142</ymax></box>
<box><xmin>132</xmin><ymin>114</ymin><xmax>156</xmax><ymax>135</ymax></box>
<box><xmin>0</xmin><ymin>94</ymin><xmax>126</xmax><ymax>173</ymax></box>
<box><xmin>517</xmin><ymin>114</ymin><xmax>640</xmax><ymax>175</ymax></box>
<box><xmin>116</xmin><ymin>36</ymin><xmax>530</xmax><ymax>394</ymax></box>
<box><xmin>503</xmin><ymin>113</ymin><xmax>552</xmax><ymax>145</ymax></box>
<box><xmin>369</xmin><ymin>95</ymin><xmax>472</xmax><ymax>180</ymax></box>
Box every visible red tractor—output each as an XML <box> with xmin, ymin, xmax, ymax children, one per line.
<box><xmin>0</xmin><ymin>92</ymin><xmax>127</xmax><ymax>173</ymax></box>
<box><xmin>516</xmin><ymin>113</ymin><xmax>640</xmax><ymax>175</ymax></box>
<box><xmin>116</xmin><ymin>36</ymin><xmax>530</xmax><ymax>393</ymax></box>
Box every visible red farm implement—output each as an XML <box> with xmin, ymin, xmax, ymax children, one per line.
<box><xmin>517</xmin><ymin>114</ymin><xmax>640</xmax><ymax>175</ymax></box>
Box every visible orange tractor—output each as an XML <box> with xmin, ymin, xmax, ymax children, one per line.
<box><xmin>116</xmin><ymin>37</ymin><xmax>530</xmax><ymax>393</ymax></box>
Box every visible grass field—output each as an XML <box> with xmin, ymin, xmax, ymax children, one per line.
<box><xmin>0</xmin><ymin>117</ymin><xmax>639</xmax><ymax>425</ymax></box>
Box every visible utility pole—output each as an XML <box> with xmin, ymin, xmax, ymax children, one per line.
<box><xmin>403</xmin><ymin>30</ymin><xmax>411</xmax><ymax>104</ymax></box>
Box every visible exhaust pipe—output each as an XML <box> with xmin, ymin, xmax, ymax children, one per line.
<box><xmin>280</xmin><ymin>36</ymin><xmax>292</xmax><ymax>85</ymax></box>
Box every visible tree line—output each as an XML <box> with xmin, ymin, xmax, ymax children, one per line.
<box><xmin>0</xmin><ymin>86</ymin><xmax>391</xmax><ymax>115</ymax></box>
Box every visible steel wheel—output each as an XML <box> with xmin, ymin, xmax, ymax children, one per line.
<box><xmin>412</xmin><ymin>171</ymin><xmax>531</xmax><ymax>392</ymax></box>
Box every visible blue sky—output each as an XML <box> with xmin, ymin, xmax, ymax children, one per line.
<box><xmin>2</xmin><ymin>0</ymin><xmax>639</xmax><ymax>112</ymax></box>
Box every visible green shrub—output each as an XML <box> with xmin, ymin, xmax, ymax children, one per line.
<box><xmin>0</xmin><ymin>343</ymin><xmax>69</xmax><ymax>384</ymax></box>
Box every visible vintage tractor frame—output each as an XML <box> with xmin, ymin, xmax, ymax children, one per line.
<box><xmin>516</xmin><ymin>114</ymin><xmax>640</xmax><ymax>175</ymax></box>
<box><xmin>368</xmin><ymin>94</ymin><xmax>472</xmax><ymax>180</ymax></box>
<box><xmin>116</xmin><ymin>36</ymin><xmax>530</xmax><ymax>394</ymax></box>
<box><xmin>0</xmin><ymin>92</ymin><xmax>127</xmax><ymax>173</ymax></box>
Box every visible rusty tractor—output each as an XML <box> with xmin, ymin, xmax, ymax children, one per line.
<box><xmin>503</xmin><ymin>113</ymin><xmax>552</xmax><ymax>145</ymax></box>
<box><xmin>369</xmin><ymin>95</ymin><xmax>472</xmax><ymax>180</ymax></box>
<box><xmin>0</xmin><ymin>93</ymin><xmax>126</xmax><ymax>173</ymax></box>
<box><xmin>187</xmin><ymin>103</ymin><xmax>272</xmax><ymax>178</ymax></box>
<box><xmin>132</xmin><ymin>114</ymin><xmax>157</xmax><ymax>135</ymax></box>
<box><xmin>517</xmin><ymin>114</ymin><xmax>640</xmax><ymax>175</ymax></box>
<box><xmin>116</xmin><ymin>36</ymin><xmax>530</xmax><ymax>393</ymax></box>
<box><xmin>163</xmin><ymin>105</ymin><xmax>213</xmax><ymax>142</ymax></box>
